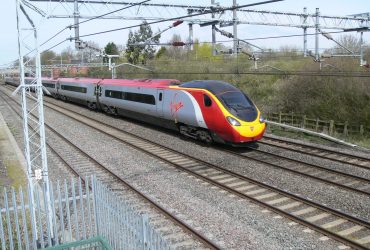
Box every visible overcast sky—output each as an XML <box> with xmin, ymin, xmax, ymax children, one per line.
<box><xmin>1</xmin><ymin>0</ymin><xmax>369</xmax><ymax>65</ymax></box>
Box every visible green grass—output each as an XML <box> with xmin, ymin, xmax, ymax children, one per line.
<box><xmin>0</xmin><ymin>129</ymin><xmax>26</xmax><ymax>189</ymax></box>
<box><xmin>4</xmin><ymin>159</ymin><xmax>26</xmax><ymax>189</ymax></box>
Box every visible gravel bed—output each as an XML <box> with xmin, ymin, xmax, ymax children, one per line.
<box><xmin>264</xmin><ymin>133</ymin><xmax>370</xmax><ymax>159</ymax></box>
<box><xmin>0</xmin><ymin>90</ymin><xmax>76</xmax><ymax>184</ymax></box>
<box><xmin>38</xmin><ymin>96</ymin><xmax>368</xmax><ymax>249</ymax></box>
<box><xmin>46</xmin><ymin>97</ymin><xmax>370</xmax><ymax>220</ymax></box>
<box><xmin>254</xmin><ymin>141</ymin><xmax>370</xmax><ymax>180</ymax></box>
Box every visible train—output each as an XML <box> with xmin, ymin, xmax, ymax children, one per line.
<box><xmin>4</xmin><ymin>76</ymin><xmax>266</xmax><ymax>145</ymax></box>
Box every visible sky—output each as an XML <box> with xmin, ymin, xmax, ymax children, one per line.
<box><xmin>0</xmin><ymin>0</ymin><xmax>369</xmax><ymax>66</ymax></box>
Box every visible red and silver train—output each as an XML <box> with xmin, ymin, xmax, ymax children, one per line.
<box><xmin>4</xmin><ymin>76</ymin><xmax>266</xmax><ymax>145</ymax></box>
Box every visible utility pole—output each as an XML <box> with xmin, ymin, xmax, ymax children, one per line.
<box><xmin>360</xmin><ymin>22</ymin><xmax>365</xmax><ymax>66</ymax></box>
<box><xmin>105</xmin><ymin>54</ymin><xmax>119</xmax><ymax>78</ymax></box>
<box><xmin>188</xmin><ymin>23</ymin><xmax>194</xmax><ymax>51</ymax></box>
<box><xmin>302</xmin><ymin>7</ymin><xmax>308</xmax><ymax>57</ymax></box>
<box><xmin>315</xmin><ymin>8</ymin><xmax>320</xmax><ymax>62</ymax></box>
<box><xmin>233</xmin><ymin>0</ymin><xmax>238</xmax><ymax>55</ymax></box>
<box><xmin>74</xmin><ymin>0</ymin><xmax>80</xmax><ymax>49</ymax></box>
<box><xmin>211</xmin><ymin>0</ymin><xmax>217</xmax><ymax>56</ymax></box>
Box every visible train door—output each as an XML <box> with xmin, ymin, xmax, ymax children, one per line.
<box><xmin>56</xmin><ymin>81</ymin><xmax>60</xmax><ymax>98</ymax></box>
<box><xmin>95</xmin><ymin>83</ymin><xmax>102</xmax><ymax>110</ymax></box>
<box><xmin>156</xmin><ymin>89</ymin><xmax>164</xmax><ymax>118</ymax></box>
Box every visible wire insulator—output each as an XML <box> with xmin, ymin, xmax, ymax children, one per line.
<box><xmin>172</xmin><ymin>20</ymin><xmax>183</xmax><ymax>27</ymax></box>
<box><xmin>172</xmin><ymin>41</ymin><xmax>186</xmax><ymax>46</ymax></box>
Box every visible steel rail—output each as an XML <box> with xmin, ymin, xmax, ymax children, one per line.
<box><xmin>0</xmin><ymin>87</ymin><xmax>220</xmax><ymax>250</ymax></box>
<box><xmin>3</xmin><ymin>83</ymin><xmax>370</xmax><ymax>249</ymax></box>
<box><xmin>37</xmin><ymin>96</ymin><xmax>370</xmax><ymax>249</ymax></box>
<box><xmin>216</xmin><ymin>145</ymin><xmax>370</xmax><ymax>196</ymax></box>
<box><xmin>261</xmin><ymin>135</ymin><xmax>370</xmax><ymax>170</ymax></box>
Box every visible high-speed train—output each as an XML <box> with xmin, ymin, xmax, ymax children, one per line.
<box><xmin>4</xmin><ymin>76</ymin><xmax>266</xmax><ymax>145</ymax></box>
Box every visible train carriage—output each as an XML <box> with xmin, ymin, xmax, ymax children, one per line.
<box><xmin>4</xmin><ymin>75</ymin><xmax>266</xmax><ymax>145</ymax></box>
<box><xmin>42</xmin><ymin>78</ymin><xmax>58</xmax><ymax>97</ymax></box>
<box><xmin>98</xmin><ymin>79</ymin><xmax>180</xmax><ymax>128</ymax></box>
<box><xmin>57</xmin><ymin>78</ymin><xmax>98</xmax><ymax>106</ymax></box>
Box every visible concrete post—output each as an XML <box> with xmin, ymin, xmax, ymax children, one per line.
<box><xmin>315</xmin><ymin>8</ymin><xmax>320</xmax><ymax>61</ymax></box>
<box><xmin>303</xmin><ymin>7</ymin><xmax>308</xmax><ymax>57</ymax></box>
<box><xmin>233</xmin><ymin>0</ymin><xmax>238</xmax><ymax>55</ymax></box>
<box><xmin>188</xmin><ymin>23</ymin><xmax>194</xmax><ymax>51</ymax></box>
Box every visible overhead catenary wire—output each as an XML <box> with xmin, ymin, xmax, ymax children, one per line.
<box><xmin>77</xmin><ymin>0</ymin><xmax>151</xmax><ymax>25</ymax></box>
<box><xmin>4</xmin><ymin>0</ymin><xmax>367</xmax><ymax>67</ymax></box>
<box><xmin>40</xmin><ymin>0</ymin><xmax>150</xmax><ymax>48</ymax></box>
<box><xmin>128</xmin><ymin>29</ymin><xmax>356</xmax><ymax>47</ymax></box>
<box><xmin>4</xmin><ymin>0</ymin><xmax>285</xmax><ymax>66</ymax></box>
<box><xmin>2</xmin><ymin>0</ymin><xmax>151</xmax><ymax>66</ymax></box>
<box><xmin>40</xmin><ymin>0</ymin><xmax>151</xmax><ymax>49</ymax></box>
<box><xmin>77</xmin><ymin>0</ymin><xmax>284</xmax><ymax>39</ymax></box>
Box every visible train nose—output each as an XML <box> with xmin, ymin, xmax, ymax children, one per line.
<box><xmin>240</xmin><ymin>122</ymin><xmax>266</xmax><ymax>138</ymax></box>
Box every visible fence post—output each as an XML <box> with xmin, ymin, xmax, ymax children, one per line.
<box><xmin>302</xmin><ymin>115</ymin><xmax>306</xmax><ymax>128</ymax></box>
<box><xmin>344</xmin><ymin>121</ymin><xmax>349</xmax><ymax>136</ymax></box>
<box><xmin>360</xmin><ymin>125</ymin><xmax>364</xmax><ymax>136</ymax></box>
<box><xmin>279</xmin><ymin>112</ymin><xmax>282</xmax><ymax>123</ymax></box>
<box><xmin>91</xmin><ymin>176</ymin><xmax>99</xmax><ymax>236</ymax></box>
<box><xmin>315</xmin><ymin>118</ymin><xmax>319</xmax><ymax>131</ymax></box>
<box><xmin>291</xmin><ymin>112</ymin><xmax>294</xmax><ymax>125</ymax></box>
<box><xmin>329</xmin><ymin>120</ymin><xmax>334</xmax><ymax>136</ymax></box>
<box><xmin>343</xmin><ymin>121</ymin><xmax>348</xmax><ymax>136</ymax></box>
<box><xmin>141</xmin><ymin>215</ymin><xmax>149</xmax><ymax>250</ymax></box>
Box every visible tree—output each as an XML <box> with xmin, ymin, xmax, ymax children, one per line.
<box><xmin>155</xmin><ymin>46</ymin><xmax>167</xmax><ymax>59</ymax></box>
<box><xmin>13</xmin><ymin>56</ymin><xmax>34</xmax><ymax>67</ymax></box>
<box><xmin>104</xmin><ymin>42</ymin><xmax>119</xmax><ymax>63</ymax></box>
<box><xmin>41</xmin><ymin>50</ymin><xmax>56</xmax><ymax>65</ymax></box>
<box><xmin>81</xmin><ymin>41</ymin><xmax>101</xmax><ymax>62</ymax></box>
<box><xmin>105</xmin><ymin>42</ymin><xmax>119</xmax><ymax>55</ymax></box>
<box><xmin>61</xmin><ymin>46</ymin><xmax>74</xmax><ymax>64</ymax></box>
<box><xmin>195</xmin><ymin>43</ymin><xmax>212</xmax><ymax>59</ymax></box>
<box><xmin>166</xmin><ymin>34</ymin><xmax>184</xmax><ymax>58</ymax></box>
<box><xmin>125</xmin><ymin>21</ymin><xmax>159</xmax><ymax>64</ymax></box>
<box><xmin>324</xmin><ymin>34</ymin><xmax>361</xmax><ymax>55</ymax></box>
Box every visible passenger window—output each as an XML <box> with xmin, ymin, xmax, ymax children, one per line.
<box><xmin>159</xmin><ymin>93</ymin><xmax>162</xmax><ymax>101</ymax></box>
<box><xmin>204</xmin><ymin>94</ymin><xmax>212</xmax><ymax>107</ymax></box>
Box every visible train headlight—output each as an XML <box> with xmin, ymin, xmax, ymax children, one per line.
<box><xmin>226</xmin><ymin>116</ymin><xmax>241</xmax><ymax>126</ymax></box>
<box><xmin>259</xmin><ymin>115</ymin><xmax>264</xmax><ymax>123</ymax></box>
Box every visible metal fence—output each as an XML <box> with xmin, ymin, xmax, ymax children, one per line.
<box><xmin>0</xmin><ymin>176</ymin><xmax>172</xmax><ymax>249</ymax></box>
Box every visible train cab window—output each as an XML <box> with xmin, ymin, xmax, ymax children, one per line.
<box><xmin>159</xmin><ymin>93</ymin><xmax>162</xmax><ymax>101</ymax></box>
<box><xmin>204</xmin><ymin>94</ymin><xmax>212</xmax><ymax>107</ymax></box>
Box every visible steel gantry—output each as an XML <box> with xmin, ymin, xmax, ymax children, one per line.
<box><xmin>14</xmin><ymin>0</ymin><xmax>53</xmax><ymax>246</ymax></box>
<box><xmin>27</xmin><ymin>0</ymin><xmax>369</xmax><ymax>59</ymax></box>
<box><xmin>29</xmin><ymin>0</ymin><xmax>369</xmax><ymax>30</ymax></box>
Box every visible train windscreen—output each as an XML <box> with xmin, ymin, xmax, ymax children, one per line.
<box><xmin>218</xmin><ymin>91</ymin><xmax>258</xmax><ymax>122</ymax></box>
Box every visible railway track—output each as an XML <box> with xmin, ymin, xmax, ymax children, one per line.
<box><xmin>218</xmin><ymin>145</ymin><xmax>370</xmax><ymax>196</ymax></box>
<box><xmin>3</xmin><ymin>86</ymin><xmax>370</xmax><ymax>249</ymax></box>
<box><xmin>0</xmin><ymin>87</ymin><xmax>220</xmax><ymax>250</ymax></box>
<box><xmin>261</xmin><ymin>135</ymin><xmax>370</xmax><ymax>170</ymax></box>
<box><xmin>37</xmin><ymin>97</ymin><xmax>370</xmax><ymax>249</ymax></box>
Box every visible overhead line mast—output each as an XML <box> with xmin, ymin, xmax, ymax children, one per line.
<box><xmin>14</xmin><ymin>0</ymin><xmax>53</xmax><ymax>246</ymax></box>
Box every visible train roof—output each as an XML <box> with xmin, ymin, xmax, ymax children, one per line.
<box><xmin>101</xmin><ymin>78</ymin><xmax>180</xmax><ymax>87</ymax></box>
<box><xmin>179</xmin><ymin>80</ymin><xmax>239</xmax><ymax>95</ymax></box>
<box><xmin>57</xmin><ymin>77</ymin><xmax>180</xmax><ymax>87</ymax></box>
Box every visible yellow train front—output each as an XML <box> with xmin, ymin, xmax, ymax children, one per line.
<box><xmin>171</xmin><ymin>80</ymin><xmax>266</xmax><ymax>145</ymax></box>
